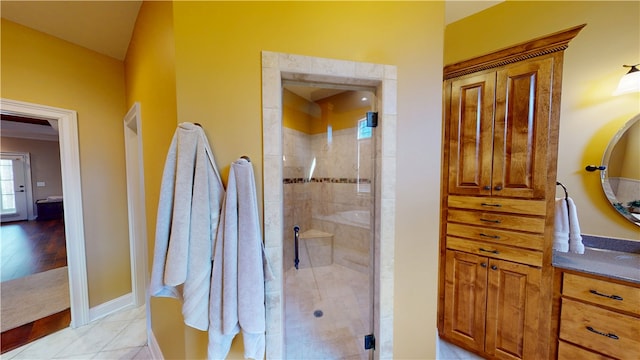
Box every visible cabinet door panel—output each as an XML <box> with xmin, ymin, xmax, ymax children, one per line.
<box><xmin>443</xmin><ymin>250</ymin><xmax>487</xmax><ymax>352</ymax></box>
<box><xmin>448</xmin><ymin>73</ymin><xmax>495</xmax><ymax>196</ymax></box>
<box><xmin>486</xmin><ymin>259</ymin><xmax>541</xmax><ymax>359</ymax></box>
<box><xmin>493</xmin><ymin>57</ymin><xmax>553</xmax><ymax>199</ymax></box>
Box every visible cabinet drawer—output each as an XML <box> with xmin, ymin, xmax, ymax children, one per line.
<box><xmin>559</xmin><ymin>298</ymin><xmax>640</xmax><ymax>359</ymax></box>
<box><xmin>563</xmin><ymin>273</ymin><xmax>640</xmax><ymax>316</ymax></box>
<box><xmin>447</xmin><ymin>209</ymin><xmax>545</xmax><ymax>233</ymax></box>
<box><xmin>446</xmin><ymin>236</ymin><xmax>542</xmax><ymax>267</ymax></box>
<box><xmin>448</xmin><ymin>195</ymin><xmax>546</xmax><ymax>216</ymax></box>
<box><xmin>557</xmin><ymin>340</ymin><xmax>614</xmax><ymax>360</ymax></box>
<box><xmin>447</xmin><ymin>223</ymin><xmax>544</xmax><ymax>250</ymax></box>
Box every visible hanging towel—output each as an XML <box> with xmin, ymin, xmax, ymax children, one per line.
<box><xmin>553</xmin><ymin>197</ymin><xmax>584</xmax><ymax>254</ymax></box>
<box><xmin>553</xmin><ymin>198</ymin><xmax>569</xmax><ymax>253</ymax></box>
<box><xmin>209</xmin><ymin>158</ymin><xmax>274</xmax><ymax>360</ymax></box>
<box><xmin>149</xmin><ymin>122</ymin><xmax>225</xmax><ymax>331</ymax></box>
<box><xmin>567</xmin><ymin>197</ymin><xmax>584</xmax><ymax>254</ymax></box>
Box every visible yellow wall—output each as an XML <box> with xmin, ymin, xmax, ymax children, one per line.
<box><xmin>132</xmin><ymin>1</ymin><xmax>444</xmax><ymax>358</ymax></box>
<box><xmin>0</xmin><ymin>19</ymin><xmax>132</xmax><ymax>306</ymax></box>
<box><xmin>446</xmin><ymin>1</ymin><xmax>640</xmax><ymax>240</ymax></box>
<box><xmin>282</xmin><ymin>89</ymin><xmax>316</xmax><ymax>134</ymax></box>
<box><xmin>123</xmin><ymin>1</ymin><xmax>186</xmax><ymax>358</ymax></box>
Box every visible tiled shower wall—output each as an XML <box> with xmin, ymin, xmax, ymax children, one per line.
<box><xmin>283</xmin><ymin>126</ymin><xmax>373</xmax><ymax>273</ymax></box>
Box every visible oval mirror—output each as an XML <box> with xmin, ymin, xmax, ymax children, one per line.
<box><xmin>601</xmin><ymin>113</ymin><xmax>640</xmax><ymax>226</ymax></box>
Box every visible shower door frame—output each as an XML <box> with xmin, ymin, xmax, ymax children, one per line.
<box><xmin>262</xmin><ymin>51</ymin><xmax>397</xmax><ymax>360</ymax></box>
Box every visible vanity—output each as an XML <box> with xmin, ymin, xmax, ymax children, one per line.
<box><xmin>553</xmin><ymin>237</ymin><xmax>640</xmax><ymax>360</ymax></box>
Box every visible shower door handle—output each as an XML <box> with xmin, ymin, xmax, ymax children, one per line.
<box><xmin>294</xmin><ymin>226</ymin><xmax>300</xmax><ymax>270</ymax></box>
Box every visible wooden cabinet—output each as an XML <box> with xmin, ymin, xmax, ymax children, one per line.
<box><xmin>447</xmin><ymin>57</ymin><xmax>553</xmax><ymax>199</ymax></box>
<box><xmin>438</xmin><ymin>25</ymin><xmax>585</xmax><ymax>360</ymax></box>
<box><xmin>444</xmin><ymin>250</ymin><xmax>541</xmax><ymax>359</ymax></box>
<box><xmin>557</xmin><ymin>271</ymin><xmax>640</xmax><ymax>359</ymax></box>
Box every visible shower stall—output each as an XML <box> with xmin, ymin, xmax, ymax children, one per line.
<box><xmin>282</xmin><ymin>84</ymin><xmax>377</xmax><ymax>360</ymax></box>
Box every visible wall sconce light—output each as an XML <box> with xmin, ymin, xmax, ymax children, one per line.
<box><xmin>613</xmin><ymin>64</ymin><xmax>640</xmax><ymax>95</ymax></box>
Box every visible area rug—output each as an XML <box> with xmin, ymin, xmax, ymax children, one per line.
<box><xmin>1</xmin><ymin>266</ymin><xmax>69</xmax><ymax>332</ymax></box>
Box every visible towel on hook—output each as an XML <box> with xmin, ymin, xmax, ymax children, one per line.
<box><xmin>553</xmin><ymin>197</ymin><xmax>584</xmax><ymax>254</ymax></box>
<box><xmin>209</xmin><ymin>158</ymin><xmax>274</xmax><ymax>360</ymax></box>
<box><xmin>149</xmin><ymin>122</ymin><xmax>225</xmax><ymax>331</ymax></box>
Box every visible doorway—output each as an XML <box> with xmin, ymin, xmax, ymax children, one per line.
<box><xmin>0</xmin><ymin>98</ymin><xmax>89</xmax><ymax>327</ymax></box>
<box><xmin>261</xmin><ymin>52</ymin><xmax>397</xmax><ymax>359</ymax></box>
<box><xmin>123</xmin><ymin>102</ymin><xmax>148</xmax><ymax>308</ymax></box>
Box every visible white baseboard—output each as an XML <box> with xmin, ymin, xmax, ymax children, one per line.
<box><xmin>148</xmin><ymin>328</ymin><xmax>164</xmax><ymax>359</ymax></box>
<box><xmin>88</xmin><ymin>292</ymin><xmax>134</xmax><ymax>322</ymax></box>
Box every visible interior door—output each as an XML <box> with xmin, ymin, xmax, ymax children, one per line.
<box><xmin>0</xmin><ymin>154</ymin><xmax>29</xmax><ymax>221</ymax></box>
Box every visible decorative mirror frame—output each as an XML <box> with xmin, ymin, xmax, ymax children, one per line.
<box><xmin>601</xmin><ymin>113</ymin><xmax>640</xmax><ymax>226</ymax></box>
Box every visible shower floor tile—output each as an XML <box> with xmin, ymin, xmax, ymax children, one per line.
<box><xmin>285</xmin><ymin>263</ymin><xmax>370</xmax><ymax>360</ymax></box>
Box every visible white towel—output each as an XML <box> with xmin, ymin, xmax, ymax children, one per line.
<box><xmin>553</xmin><ymin>197</ymin><xmax>584</xmax><ymax>254</ymax></box>
<box><xmin>149</xmin><ymin>122</ymin><xmax>225</xmax><ymax>331</ymax></box>
<box><xmin>209</xmin><ymin>158</ymin><xmax>274</xmax><ymax>360</ymax></box>
<box><xmin>553</xmin><ymin>198</ymin><xmax>569</xmax><ymax>252</ymax></box>
<box><xmin>567</xmin><ymin>197</ymin><xmax>584</xmax><ymax>254</ymax></box>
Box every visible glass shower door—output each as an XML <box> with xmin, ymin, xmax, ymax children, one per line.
<box><xmin>282</xmin><ymin>85</ymin><xmax>377</xmax><ymax>359</ymax></box>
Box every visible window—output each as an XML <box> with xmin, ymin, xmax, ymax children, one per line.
<box><xmin>357</xmin><ymin>118</ymin><xmax>372</xmax><ymax>139</ymax></box>
<box><xmin>0</xmin><ymin>159</ymin><xmax>16</xmax><ymax>214</ymax></box>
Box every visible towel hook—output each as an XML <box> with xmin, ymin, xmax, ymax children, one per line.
<box><xmin>241</xmin><ymin>155</ymin><xmax>251</xmax><ymax>162</ymax></box>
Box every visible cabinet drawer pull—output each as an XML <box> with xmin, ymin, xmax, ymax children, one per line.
<box><xmin>481</xmin><ymin>203</ymin><xmax>502</xmax><ymax>207</ymax></box>
<box><xmin>480</xmin><ymin>233</ymin><xmax>500</xmax><ymax>239</ymax></box>
<box><xmin>479</xmin><ymin>248</ymin><xmax>499</xmax><ymax>254</ymax></box>
<box><xmin>480</xmin><ymin>218</ymin><xmax>501</xmax><ymax>223</ymax></box>
<box><xmin>589</xmin><ymin>289</ymin><xmax>623</xmax><ymax>301</ymax></box>
<box><xmin>586</xmin><ymin>326</ymin><xmax>619</xmax><ymax>340</ymax></box>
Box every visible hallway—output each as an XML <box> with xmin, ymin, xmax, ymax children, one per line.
<box><xmin>1</xmin><ymin>219</ymin><xmax>69</xmax><ymax>353</ymax></box>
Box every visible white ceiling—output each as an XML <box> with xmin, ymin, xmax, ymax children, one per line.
<box><xmin>0</xmin><ymin>120</ymin><xmax>59</xmax><ymax>142</ymax></box>
<box><xmin>1</xmin><ymin>1</ymin><xmax>502</xmax><ymax>61</ymax></box>
<box><xmin>1</xmin><ymin>1</ymin><xmax>142</xmax><ymax>61</ymax></box>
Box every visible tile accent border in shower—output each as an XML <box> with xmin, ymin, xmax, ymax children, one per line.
<box><xmin>283</xmin><ymin>177</ymin><xmax>371</xmax><ymax>184</ymax></box>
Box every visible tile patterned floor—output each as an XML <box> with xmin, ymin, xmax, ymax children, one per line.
<box><xmin>285</xmin><ymin>263</ymin><xmax>371</xmax><ymax>360</ymax></box>
<box><xmin>436</xmin><ymin>337</ymin><xmax>485</xmax><ymax>360</ymax></box>
<box><xmin>1</xmin><ymin>288</ymin><xmax>478</xmax><ymax>359</ymax></box>
<box><xmin>284</xmin><ymin>263</ymin><xmax>482</xmax><ymax>360</ymax></box>
<box><xmin>1</xmin><ymin>305</ymin><xmax>149</xmax><ymax>359</ymax></box>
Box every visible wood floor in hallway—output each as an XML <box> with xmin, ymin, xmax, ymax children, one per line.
<box><xmin>1</xmin><ymin>218</ymin><xmax>69</xmax><ymax>354</ymax></box>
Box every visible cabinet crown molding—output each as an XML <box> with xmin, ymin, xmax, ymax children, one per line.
<box><xmin>444</xmin><ymin>23</ymin><xmax>586</xmax><ymax>80</ymax></box>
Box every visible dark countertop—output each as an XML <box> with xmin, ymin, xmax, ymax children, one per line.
<box><xmin>553</xmin><ymin>235</ymin><xmax>640</xmax><ymax>284</ymax></box>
